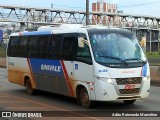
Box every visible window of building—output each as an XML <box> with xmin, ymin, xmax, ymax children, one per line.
<box><xmin>113</xmin><ymin>9</ymin><xmax>116</xmax><ymax>13</ymax></box>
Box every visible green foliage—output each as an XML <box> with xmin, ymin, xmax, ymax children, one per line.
<box><xmin>146</xmin><ymin>52</ymin><xmax>160</xmax><ymax>59</ymax></box>
<box><xmin>0</xmin><ymin>45</ymin><xmax>6</xmax><ymax>58</ymax></box>
<box><xmin>146</xmin><ymin>52</ymin><xmax>160</xmax><ymax>66</ymax></box>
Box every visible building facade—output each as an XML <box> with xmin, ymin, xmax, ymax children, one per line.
<box><xmin>92</xmin><ymin>0</ymin><xmax>118</xmax><ymax>25</ymax></box>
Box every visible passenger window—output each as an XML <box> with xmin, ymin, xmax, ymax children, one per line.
<box><xmin>76</xmin><ymin>33</ymin><xmax>92</xmax><ymax>64</ymax></box>
<box><xmin>8</xmin><ymin>36</ymin><xmax>19</xmax><ymax>57</ymax></box>
<box><xmin>37</xmin><ymin>35</ymin><xmax>50</xmax><ymax>58</ymax></box>
<box><xmin>49</xmin><ymin>35</ymin><xmax>62</xmax><ymax>59</ymax></box>
<box><xmin>18</xmin><ymin>36</ymin><xmax>28</xmax><ymax>57</ymax></box>
<box><xmin>62</xmin><ymin>36</ymin><xmax>77</xmax><ymax>60</ymax></box>
<box><xmin>28</xmin><ymin>36</ymin><xmax>39</xmax><ymax>58</ymax></box>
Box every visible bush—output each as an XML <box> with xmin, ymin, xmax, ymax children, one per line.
<box><xmin>146</xmin><ymin>52</ymin><xmax>160</xmax><ymax>59</ymax></box>
<box><xmin>0</xmin><ymin>45</ymin><xmax>6</xmax><ymax>58</ymax></box>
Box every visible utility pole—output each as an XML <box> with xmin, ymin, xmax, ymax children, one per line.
<box><xmin>51</xmin><ymin>4</ymin><xmax>53</xmax><ymax>22</ymax></box>
<box><xmin>86</xmin><ymin>0</ymin><xmax>89</xmax><ymax>25</ymax></box>
<box><xmin>150</xmin><ymin>30</ymin><xmax>152</xmax><ymax>52</ymax></box>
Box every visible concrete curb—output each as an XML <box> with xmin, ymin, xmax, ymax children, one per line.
<box><xmin>0</xmin><ymin>66</ymin><xmax>6</xmax><ymax>68</ymax></box>
<box><xmin>151</xmin><ymin>80</ymin><xmax>160</xmax><ymax>87</ymax></box>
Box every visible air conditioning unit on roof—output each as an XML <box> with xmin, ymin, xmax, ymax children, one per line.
<box><xmin>37</xmin><ymin>24</ymin><xmax>83</xmax><ymax>31</ymax></box>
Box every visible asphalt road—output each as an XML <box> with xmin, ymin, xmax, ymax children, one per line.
<box><xmin>0</xmin><ymin>68</ymin><xmax>160</xmax><ymax>120</ymax></box>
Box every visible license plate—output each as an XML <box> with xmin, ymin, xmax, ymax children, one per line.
<box><xmin>125</xmin><ymin>84</ymin><xmax>135</xmax><ymax>90</ymax></box>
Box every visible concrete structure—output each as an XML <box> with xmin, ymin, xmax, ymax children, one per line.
<box><xmin>92</xmin><ymin>0</ymin><xmax>118</xmax><ymax>25</ymax></box>
<box><xmin>0</xmin><ymin>4</ymin><xmax>160</xmax><ymax>52</ymax></box>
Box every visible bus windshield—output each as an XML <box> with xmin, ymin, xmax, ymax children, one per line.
<box><xmin>89</xmin><ymin>30</ymin><xmax>146</xmax><ymax>66</ymax></box>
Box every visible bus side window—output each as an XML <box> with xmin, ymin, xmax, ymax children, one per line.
<box><xmin>28</xmin><ymin>36</ymin><xmax>39</xmax><ymax>58</ymax></box>
<box><xmin>76</xmin><ymin>33</ymin><xmax>92</xmax><ymax>64</ymax></box>
<box><xmin>18</xmin><ymin>36</ymin><xmax>28</xmax><ymax>57</ymax></box>
<box><xmin>49</xmin><ymin>35</ymin><xmax>62</xmax><ymax>59</ymax></box>
<box><xmin>8</xmin><ymin>36</ymin><xmax>19</xmax><ymax>57</ymax></box>
<box><xmin>62</xmin><ymin>36</ymin><xmax>77</xmax><ymax>60</ymax></box>
<box><xmin>37</xmin><ymin>35</ymin><xmax>50</xmax><ymax>59</ymax></box>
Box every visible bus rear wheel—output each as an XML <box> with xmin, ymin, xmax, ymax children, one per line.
<box><xmin>123</xmin><ymin>100</ymin><xmax>136</xmax><ymax>104</ymax></box>
<box><xmin>79</xmin><ymin>87</ymin><xmax>93</xmax><ymax>108</ymax></box>
<box><xmin>26</xmin><ymin>79</ymin><xmax>35</xmax><ymax>95</ymax></box>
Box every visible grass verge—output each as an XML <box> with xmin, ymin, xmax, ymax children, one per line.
<box><xmin>146</xmin><ymin>52</ymin><xmax>160</xmax><ymax>59</ymax></box>
<box><xmin>0</xmin><ymin>45</ymin><xmax>6</xmax><ymax>58</ymax></box>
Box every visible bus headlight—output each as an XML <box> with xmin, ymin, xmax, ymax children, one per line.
<box><xmin>96</xmin><ymin>77</ymin><xmax>113</xmax><ymax>84</ymax></box>
<box><xmin>107</xmin><ymin>79</ymin><xmax>112</xmax><ymax>84</ymax></box>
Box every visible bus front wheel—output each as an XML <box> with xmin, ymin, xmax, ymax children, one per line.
<box><xmin>79</xmin><ymin>87</ymin><xmax>93</xmax><ymax>108</ymax></box>
<box><xmin>26</xmin><ymin>79</ymin><xmax>35</xmax><ymax>95</ymax></box>
<box><xmin>123</xmin><ymin>100</ymin><xmax>136</xmax><ymax>104</ymax></box>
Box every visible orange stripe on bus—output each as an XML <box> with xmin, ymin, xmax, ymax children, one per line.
<box><xmin>60</xmin><ymin>60</ymin><xmax>74</xmax><ymax>97</ymax></box>
<box><xmin>27</xmin><ymin>58</ymin><xmax>36</xmax><ymax>88</ymax></box>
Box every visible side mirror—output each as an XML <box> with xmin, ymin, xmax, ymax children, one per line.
<box><xmin>78</xmin><ymin>37</ymin><xmax>85</xmax><ymax>48</ymax></box>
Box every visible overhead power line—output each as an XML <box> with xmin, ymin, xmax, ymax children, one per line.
<box><xmin>51</xmin><ymin>4</ymin><xmax>84</xmax><ymax>9</ymax></box>
<box><xmin>51</xmin><ymin>0</ymin><xmax>160</xmax><ymax>10</ymax></box>
<box><xmin>118</xmin><ymin>0</ymin><xmax>160</xmax><ymax>8</ymax></box>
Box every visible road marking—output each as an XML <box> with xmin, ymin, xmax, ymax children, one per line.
<box><xmin>6</xmin><ymin>107</ymin><xmax>52</xmax><ymax>110</ymax></box>
<box><xmin>0</xmin><ymin>92</ymin><xmax>101</xmax><ymax>120</ymax></box>
<box><xmin>0</xmin><ymin>101</ymin><xmax>25</xmax><ymax>102</ymax></box>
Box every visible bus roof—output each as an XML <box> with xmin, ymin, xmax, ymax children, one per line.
<box><xmin>10</xmin><ymin>30</ymin><xmax>52</xmax><ymax>37</ymax></box>
<box><xmin>10</xmin><ymin>24</ymin><xmax>128</xmax><ymax>37</ymax></box>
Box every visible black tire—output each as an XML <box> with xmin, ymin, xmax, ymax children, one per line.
<box><xmin>123</xmin><ymin>100</ymin><xmax>136</xmax><ymax>104</ymax></box>
<box><xmin>26</xmin><ymin>79</ymin><xmax>35</xmax><ymax>95</ymax></box>
<box><xmin>79</xmin><ymin>87</ymin><xmax>93</xmax><ymax>108</ymax></box>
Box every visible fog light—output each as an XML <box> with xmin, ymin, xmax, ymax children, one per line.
<box><xmin>96</xmin><ymin>77</ymin><xmax>113</xmax><ymax>84</ymax></box>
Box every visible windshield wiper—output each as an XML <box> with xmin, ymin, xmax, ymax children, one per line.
<box><xmin>99</xmin><ymin>56</ymin><xmax>128</xmax><ymax>65</ymax></box>
<box><xmin>124</xmin><ymin>58</ymin><xmax>146</xmax><ymax>64</ymax></box>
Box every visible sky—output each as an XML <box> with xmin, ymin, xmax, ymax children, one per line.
<box><xmin>1</xmin><ymin>0</ymin><xmax>160</xmax><ymax>17</ymax></box>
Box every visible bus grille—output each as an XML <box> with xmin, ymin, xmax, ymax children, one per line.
<box><xmin>116</xmin><ymin>77</ymin><xmax>142</xmax><ymax>85</ymax></box>
<box><xmin>119</xmin><ymin>88</ymin><xmax>140</xmax><ymax>94</ymax></box>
